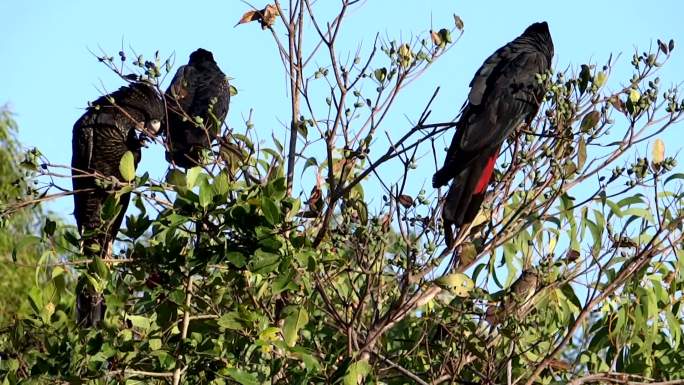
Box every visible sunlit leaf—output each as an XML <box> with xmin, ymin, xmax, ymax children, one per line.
<box><xmin>283</xmin><ymin>307</ymin><xmax>309</xmax><ymax>347</ymax></box>
<box><xmin>119</xmin><ymin>151</ymin><xmax>136</xmax><ymax>182</ymax></box>
<box><xmin>186</xmin><ymin>166</ymin><xmax>202</xmax><ymax>189</ymax></box>
<box><xmin>344</xmin><ymin>359</ymin><xmax>371</xmax><ymax>385</ymax></box>
<box><xmin>434</xmin><ymin>273</ymin><xmax>474</xmax><ymax>297</ymax></box>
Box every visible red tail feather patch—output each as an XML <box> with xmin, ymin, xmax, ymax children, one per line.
<box><xmin>474</xmin><ymin>154</ymin><xmax>498</xmax><ymax>194</ymax></box>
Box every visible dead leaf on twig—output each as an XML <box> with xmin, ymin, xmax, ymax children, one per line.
<box><xmin>235</xmin><ymin>4</ymin><xmax>280</xmax><ymax>29</ymax></box>
<box><xmin>430</xmin><ymin>30</ymin><xmax>442</xmax><ymax>46</ymax></box>
<box><xmin>398</xmin><ymin>195</ymin><xmax>414</xmax><ymax>209</ymax></box>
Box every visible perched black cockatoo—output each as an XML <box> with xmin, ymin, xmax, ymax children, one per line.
<box><xmin>164</xmin><ymin>48</ymin><xmax>230</xmax><ymax>168</ymax></box>
<box><xmin>71</xmin><ymin>81</ymin><xmax>164</xmax><ymax>326</ymax></box>
<box><xmin>433</xmin><ymin>22</ymin><xmax>554</xmax><ymax>245</ymax></box>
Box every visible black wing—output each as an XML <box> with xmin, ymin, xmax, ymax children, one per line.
<box><xmin>165</xmin><ymin>62</ymin><xmax>230</xmax><ymax>168</ymax></box>
<box><xmin>433</xmin><ymin>50</ymin><xmax>549</xmax><ymax>187</ymax></box>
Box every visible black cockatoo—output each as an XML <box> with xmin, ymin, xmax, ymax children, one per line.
<box><xmin>71</xmin><ymin>81</ymin><xmax>164</xmax><ymax>326</ymax></box>
<box><xmin>164</xmin><ymin>48</ymin><xmax>230</xmax><ymax>168</ymax></box>
<box><xmin>433</xmin><ymin>22</ymin><xmax>554</xmax><ymax>245</ymax></box>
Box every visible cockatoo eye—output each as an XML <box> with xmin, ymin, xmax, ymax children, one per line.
<box><xmin>148</xmin><ymin>119</ymin><xmax>161</xmax><ymax>134</ymax></box>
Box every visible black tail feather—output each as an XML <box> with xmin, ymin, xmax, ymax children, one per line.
<box><xmin>76</xmin><ymin>277</ymin><xmax>106</xmax><ymax>327</ymax></box>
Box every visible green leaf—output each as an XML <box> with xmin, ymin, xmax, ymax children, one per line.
<box><xmin>249</xmin><ymin>249</ymin><xmax>280</xmax><ymax>274</ymax></box>
<box><xmin>218</xmin><ymin>312</ymin><xmax>244</xmax><ymax>331</ymax></box>
<box><xmin>12</xmin><ymin>235</ymin><xmax>40</xmax><ymax>262</ymax></box>
<box><xmin>623</xmin><ymin>207</ymin><xmax>655</xmax><ymax>224</ymax></box>
<box><xmin>225</xmin><ymin>368</ymin><xmax>258</xmax><ymax>385</ymax></box>
<box><xmin>666</xmin><ymin>311</ymin><xmax>681</xmax><ymax>347</ymax></box>
<box><xmin>149</xmin><ymin>339</ymin><xmax>162</xmax><ymax>350</ymax></box>
<box><xmin>261</xmin><ymin>196</ymin><xmax>281</xmax><ymax>225</ymax></box>
<box><xmin>560</xmin><ymin>284</ymin><xmax>581</xmax><ymax>310</ymax></box>
<box><xmin>269</xmin><ymin>177</ymin><xmax>288</xmax><ymax>200</ymax></box>
<box><xmin>165</xmin><ymin>169</ymin><xmax>186</xmax><ymax>187</ymax></box>
<box><xmin>199</xmin><ymin>179</ymin><xmax>213</xmax><ymax>208</ymax></box>
<box><xmin>262</xmin><ymin>148</ymin><xmax>282</xmax><ymax>162</ymax></box>
<box><xmin>344</xmin><ymin>359</ymin><xmax>371</xmax><ymax>385</ymax></box>
<box><xmin>229</xmin><ymin>85</ymin><xmax>238</xmax><ymax>97</ymax></box>
<box><xmin>629</xmin><ymin>88</ymin><xmax>641</xmax><ymax>103</ymax></box>
<box><xmin>665</xmin><ymin>173</ymin><xmax>684</xmax><ymax>185</ymax></box>
<box><xmin>152</xmin><ymin>351</ymin><xmax>175</xmax><ymax>370</ymax></box>
<box><xmin>580</xmin><ymin>111</ymin><xmax>600</xmax><ymax>133</ymax></box>
<box><xmin>119</xmin><ymin>151</ymin><xmax>136</xmax><ymax>182</ymax></box>
<box><xmin>282</xmin><ymin>307</ymin><xmax>309</xmax><ymax>347</ymax></box>
<box><xmin>291</xmin><ymin>348</ymin><xmax>322</xmax><ymax>373</ymax></box>
<box><xmin>186</xmin><ymin>166</ymin><xmax>202</xmax><ymax>189</ymax></box>
<box><xmin>351</xmin><ymin>199</ymin><xmax>368</xmax><ymax>224</ymax></box>
<box><xmin>374</xmin><ymin>68</ymin><xmax>387</xmax><ymax>83</ymax></box>
<box><xmin>617</xmin><ymin>194</ymin><xmax>645</xmax><ymax>208</ymax></box>
<box><xmin>606</xmin><ymin>200</ymin><xmax>623</xmax><ymax>218</ymax></box>
<box><xmin>301</xmin><ymin>157</ymin><xmax>318</xmax><ymax>177</ymax></box>
<box><xmin>126</xmin><ymin>315</ymin><xmax>151</xmax><ymax>331</ymax></box>
<box><xmin>226</xmin><ymin>251</ymin><xmax>246</xmax><ymax>268</ymax></box>
<box><xmin>213</xmin><ymin>171</ymin><xmax>230</xmax><ymax>195</ymax></box>
<box><xmin>91</xmin><ymin>256</ymin><xmax>110</xmax><ymax>280</ymax></box>
<box><xmin>272</xmin><ymin>268</ymin><xmax>295</xmax><ymax>294</ymax></box>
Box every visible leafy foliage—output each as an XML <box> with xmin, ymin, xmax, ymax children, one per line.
<box><xmin>2</xmin><ymin>3</ymin><xmax>684</xmax><ymax>385</ymax></box>
<box><xmin>0</xmin><ymin>109</ymin><xmax>63</xmax><ymax>327</ymax></box>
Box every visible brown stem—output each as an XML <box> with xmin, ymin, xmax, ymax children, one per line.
<box><xmin>172</xmin><ymin>275</ymin><xmax>193</xmax><ymax>385</ymax></box>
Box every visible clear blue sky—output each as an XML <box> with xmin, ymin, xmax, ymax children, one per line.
<box><xmin>1</xmin><ymin>1</ymin><xmax>683</xmax><ymax>222</ymax></box>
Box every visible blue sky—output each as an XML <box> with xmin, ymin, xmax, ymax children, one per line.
<box><xmin>1</xmin><ymin>1</ymin><xmax>683</xmax><ymax>223</ymax></box>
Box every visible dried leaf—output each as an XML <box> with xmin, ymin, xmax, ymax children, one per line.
<box><xmin>577</xmin><ymin>137</ymin><xmax>587</xmax><ymax>170</ymax></box>
<box><xmin>307</xmin><ymin>185</ymin><xmax>322</xmax><ymax>210</ymax></box>
<box><xmin>430</xmin><ymin>30</ymin><xmax>442</xmax><ymax>46</ymax></box>
<box><xmin>547</xmin><ymin>359</ymin><xmax>571</xmax><ymax>371</ymax></box>
<box><xmin>665</xmin><ymin>272</ymin><xmax>675</xmax><ymax>285</ymax></box>
<box><xmin>453</xmin><ymin>14</ymin><xmax>464</xmax><ymax>31</ymax></box>
<box><xmin>566</xmin><ymin>249</ymin><xmax>580</xmax><ymax>262</ymax></box>
<box><xmin>236</xmin><ymin>10</ymin><xmax>260</xmax><ymax>26</ymax></box>
<box><xmin>608</xmin><ymin>95</ymin><xmax>624</xmax><ymax>112</ymax></box>
<box><xmin>261</xmin><ymin>4</ymin><xmax>279</xmax><ymax>28</ymax></box>
<box><xmin>380</xmin><ymin>214</ymin><xmax>391</xmax><ymax>232</ymax></box>
<box><xmin>398</xmin><ymin>194</ymin><xmax>413</xmax><ymax>209</ymax></box>
<box><xmin>235</xmin><ymin>4</ymin><xmax>280</xmax><ymax>29</ymax></box>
